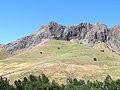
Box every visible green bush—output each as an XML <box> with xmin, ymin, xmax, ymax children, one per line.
<box><xmin>0</xmin><ymin>74</ymin><xmax>120</xmax><ymax>90</ymax></box>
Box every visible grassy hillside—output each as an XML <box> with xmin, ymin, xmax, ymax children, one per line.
<box><xmin>0</xmin><ymin>40</ymin><xmax>120</xmax><ymax>84</ymax></box>
<box><xmin>0</xmin><ymin>48</ymin><xmax>9</xmax><ymax>60</ymax></box>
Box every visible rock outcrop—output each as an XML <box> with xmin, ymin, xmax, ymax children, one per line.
<box><xmin>106</xmin><ymin>25</ymin><xmax>120</xmax><ymax>53</ymax></box>
<box><xmin>3</xmin><ymin>21</ymin><xmax>120</xmax><ymax>54</ymax></box>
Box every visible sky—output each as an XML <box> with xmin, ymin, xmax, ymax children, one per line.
<box><xmin>0</xmin><ymin>0</ymin><xmax>120</xmax><ymax>44</ymax></box>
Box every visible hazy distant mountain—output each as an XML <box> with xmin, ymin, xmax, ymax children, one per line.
<box><xmin>3</xmin><ymin>21</ymin><xmax>120</xmax><ymax>55</ymax></box>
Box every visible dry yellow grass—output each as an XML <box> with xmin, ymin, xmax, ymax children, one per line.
<box><xmin>0</xmin><ymin>48</ymin><xmax>9</xmax><ymax>60</ymax></box>
<box><xmin>0</xmin><ymin>40</ymin><xmax>120</xmax><ymax>84</ymax></box>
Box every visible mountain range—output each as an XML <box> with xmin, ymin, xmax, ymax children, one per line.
<box><xmin>1</xmin><ymin>22</ymin><xmax>120</xmax><ymax>83</ymax></box>
<box><xmin>2</xmin><ymin>21</ymin><xmax>120</xmax><ymax>55</ymax></box>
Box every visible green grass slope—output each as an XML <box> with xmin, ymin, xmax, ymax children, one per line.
<box><xmin>0</xmin><ymin>40</ymin><xmax>120</xmax><ymax>83</ymax></box>
<box><xmin>0</xmin><ymin>48</ymin><xmax>9</xmax><ymax>60</ymax></box>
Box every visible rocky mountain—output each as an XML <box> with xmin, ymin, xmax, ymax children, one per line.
<box><xmin>3</xmin><ymin>21</ymin><xmax>120</xmax><ymax>55</ymax></box>
<box><xmin>0</xmin><ymin>44</ymin><xmax>4</xmax><ymax>47</ymax></box>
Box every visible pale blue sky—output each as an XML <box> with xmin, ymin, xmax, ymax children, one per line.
<box><xmin>0</xmin><ymin>0</ymin><xmax>120</xmax><ymax>44</ymax></box>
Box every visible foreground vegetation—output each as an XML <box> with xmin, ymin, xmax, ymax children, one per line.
<box><xmin>0</xmin><ymin>74</ymin><xmax>120</xmax><ymax>90</ymax></box>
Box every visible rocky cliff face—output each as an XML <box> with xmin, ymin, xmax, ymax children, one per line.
<box><xmin>106</xmin><ymin>25</ymin><xmax>120</xmax><ymax>53</ymax></box>
<box><xmin>3</xmin><ymin>21</ymin><xmax>120</xmax><ymax>54</ymax></box>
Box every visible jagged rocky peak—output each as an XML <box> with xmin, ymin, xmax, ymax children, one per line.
<box><xmin>106</xmin><ymin>25</ymin><xmax>120</xmax><ymax>53</ymax></box>
<box><xmin>48</xmin><ymin>21</ymin><xmax>59</xmax><ymax>26</ymax></box>
<box><xmin>83</xmin><ymin>22</ymin><xmax>109</xmax><ymax>45</ymax></box>
<box><xmin>95</xmin><ymin>22</ymin><xmax>107</xmax><ymax>29</ymax></box>
<box><xmin>41</xmin><ymin>21</ymin><xmax>64</xmax><ymax>29</ymax></box>
<box><xmin>3</xmin><ymin>21</ymin><xmax>120</xmax><ymax>55</ymax></box>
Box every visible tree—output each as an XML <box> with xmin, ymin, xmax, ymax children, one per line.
<box><xmin>41</xmin><ymin>74</ymin><xmax>49</xmax><ymax>83</ymax></box>
<box><xmin>0</xmin><ymin>76</ymin><xmax>15</xmax><ymax>90</ymax></box>
<box><xmin>24</xmin><ymin>83</ymin><xmax>33</xmax><ymax>90</ymax></box>
<box><xmin>14</xmin><ymin>80</ymin><xmax>23</xmax><ymax>90</ymax></box>
<box><xmin>29</xmin><ymin>74</ymin><xmax>37</xmax><ymax>82</ymax></box>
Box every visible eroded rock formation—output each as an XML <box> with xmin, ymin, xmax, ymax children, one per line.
<box><xmin>3</xmin><ymin>21</ymin><xmax>120</xmax><ymax>54</ymax></box>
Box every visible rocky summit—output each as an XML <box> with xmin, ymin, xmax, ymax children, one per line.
<box><xmin>3</xmin><ymin>21</ymin><xmax>120</xmax><ymax>55</ymax></box>
<box><xmin>0</xmin><ymin>44</ymin><xmax>4</xmax><ymax>48</ymax></box>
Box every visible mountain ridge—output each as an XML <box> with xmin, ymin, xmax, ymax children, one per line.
<box><xmin>3</xmin><ymin>21</ymin><xmax>120</xmax><ymax>55</ymax></box>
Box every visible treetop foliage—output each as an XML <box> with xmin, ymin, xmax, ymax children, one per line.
<box><xmin>0</xmin><ymin>74</ymin><xmax>120</xmax><ymax>90</ymax></box>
